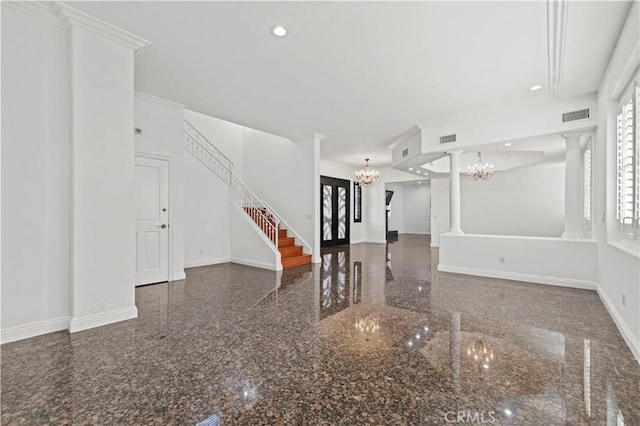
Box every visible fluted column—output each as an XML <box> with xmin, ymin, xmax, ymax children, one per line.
<box><xmin>562</xmin><ymin>134</ymin><xmax>585</xmax><ymax>238</ymax></box>
<box><xmin>448</xmin><ymin>150</ymin><xmax>463</xmax><ymax>234</ymax></box>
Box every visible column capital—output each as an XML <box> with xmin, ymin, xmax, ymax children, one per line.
<box><xmin>446</xmin><ymin>149</ymin><xmax>464</xmax><ymax>156</ymax></box>
<box><xmin>561</xmin><ymin>133</ymin><xmax>583</xmax><ymax>144</ymax></box>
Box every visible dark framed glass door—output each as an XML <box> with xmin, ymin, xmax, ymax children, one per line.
<box><xmin>321</xmin><ymin>176</ymin><xmax>350</xmax><ymax>247</ymax></box>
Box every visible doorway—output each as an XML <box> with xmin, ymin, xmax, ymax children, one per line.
<box><xmin>320</xmin><ymin>176</ymin><xmax>350</xmax><ymax>247</ymax></box>
<box><xmin>134</xmin><ymin>155</ymin><xmax>170</xmax><ymax>286</ymax></box>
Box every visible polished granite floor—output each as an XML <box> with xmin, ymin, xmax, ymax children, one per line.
<box><xmin>2</xmin><ymin>235</ymin><xmax>639</xmax><ymax>425</ymax></box>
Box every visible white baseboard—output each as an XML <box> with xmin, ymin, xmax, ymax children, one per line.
<box><xmin>69</xmin><ymin>306</ymin><xmax>138</xmax><ymax>333</ymax></box>
<box><xmin>184</xmin><ymin>257</ymin><xmax>230</xmax><ymax>268</ymax></box>
<box><xmin>231</xmin><ymin>257</ymin><xmax>282</xmax><ymax>271</ymax></box>
<box><xmin>363</xmin><ymin>239</ymin><xmax>388</xmax><ymax>244</ymax></box>
<box><xmin>1</xmin><ymin>316</ymin><xmax>70</xmax><ymax>344</ymax></box>
<box><xmin>597</xmin><ymin>286</ymin><xmax>640</xmax><ymax>364</ymax></box>
<box><xmin>437</xmin><ymin>264</ymin><xmax>597</xmax><ymax>290</ymax></box>
<box><xmin>430</xmin><ymin>243</ymin><xmax>439</xmax><ymax>248</ymax></box>
<box><xmin>171</xmin><ymin>270</ymin><xmax>186</xmax><ymax>281</ymax></box>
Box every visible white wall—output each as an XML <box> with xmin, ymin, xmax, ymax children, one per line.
<box><xmin>230</xmin><ymin>204</ymin><xmax>281</xmax><ymax>271</ymax></box>
<box><xmin>431</xmin><ymin>162</ymin><xmax>565</xmax><ymax>246</ymax></box>
<box><xmin>184</xmin><ymin>109</ymin><xmax>244</xmax><ymax>178</ymax></box>
<box><xmin>134</xmin><ymin>95</ymin><xmax>186</xmax><ymax>280</ymax></box>
<box><xmin>385</xmin><ymin>183</ymin><xmax>405</xmax><ymax>233</ymax></box>
<box><xmin>1</xmin><ymin>6</ymin><xmax>71</xmax><ymax>334</ymax></box>
<box><xmin>68</xmin><ymin>25</ymin><xmax>139</xmax><ymax>331</ymax></box>
<box><xmin>439</xmin><ymin>234</ymin><xmax>598</xmax><ymax>289</ymax></box>
<box><xmin>402</xmin><ymin>182</ymin><xmax>431</xmax><ymax>234</ymax></box>
<box><xmin>183</xmin><ymin>152</ymin><xmax>232</xmax><ymax>267</ymax></box>
<box><xmin>594</xmin><ymin>1</ymin><xmax>640</xmax><ymax>362</ymax></box>
<box><xmin>243</xmin><ymin>128</ymin><xmax>316</xmax><ymax>253</ymax></box>
<box><xmin>360</xmin><ymin>168</ymin><xmax>420</xmax><ymax>243</ymax></box>
<box><xmin>320</xmin><ymin>160</ymin><xmax>365</xmax><ymax>243</ymax></box>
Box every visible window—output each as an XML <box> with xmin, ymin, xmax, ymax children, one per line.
<box><xmin>616</xmin><ymin>76</ymin><xmax>640</xmax><ymax>238</ymax></box>
<box><xmin>584</xmin><ymin>144</ymin><xmax>591</xmax><ymax>223</ymax></box>
<box><xmin>354</xmin><ymin>182</ymin><xmax>362</xmax><ymax>223</ymax></box>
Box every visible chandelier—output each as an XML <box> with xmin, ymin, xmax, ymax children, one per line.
<box><xmin>355</xmin><ymin>158</ymin><xmax>379</xmax><ymax>186</ymax></box>
<box><xmin>467</xmin><ymin>152</ymin><xmax>494</xmax><ymax>181</ymax></box>
<box><xmin>467</xmin><ymin>336</ymin><xmax>494</xmax><ymax>371</ymax></box>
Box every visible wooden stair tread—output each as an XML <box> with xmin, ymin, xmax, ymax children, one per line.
<box><xmin>278</xmin><ymin>237</ymin><xmax>295</xmax><ymax>247</ymax></box>
<box><xmin>279</xmin><ymin>245</ymin><xmax>303</xmax><ymax>258</ymax></box>
<box><xmin>282</xmin><ymin>254</ymin><xmax>312</xmax><ymax>269</ymax></box>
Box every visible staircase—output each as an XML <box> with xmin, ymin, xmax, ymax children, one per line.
<box><xmin>278</xmin><ymin>228</ymin><xmax>312</xmax><ymax>268</ymax></box>
<box><xmin>185</xmin><ymin>121</ymin><xmax>312</xmax><ymax>270</ymax></box>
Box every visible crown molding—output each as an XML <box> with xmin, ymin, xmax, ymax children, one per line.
<box><xmin>387</xmin><ymin>125</ymin><xmax>420</xmax><ymax>150</ymax></box>
<box><xmin>55</xmin><ymin>2</ymin><xmax>151</xmax><ymax>56</ymax></box>
<box><xmin>135</xmin><ymin>91</ymin><xmax>185</xmax><ymax>111</ymax></box>
<box><xmin>314</xmin><ymin>132</ymin><xmax>328</xmax><ymax>141</ymax></box>
<box><xmin>547</xmin><ymin>0</ymin><xmax>569</xmax><ymax>98</ymax></box>
<box><xmin>3</xmin><ymin>1</ymin><xmax>66</xmax><ymax>29</ymax></box>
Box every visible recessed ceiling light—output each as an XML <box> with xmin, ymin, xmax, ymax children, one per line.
<box><xmin>408</xmin><ymin>167</ymin><xmax>413</xmax><ymax>171</ymax></box>
<box><xmin>505</xmin><ymin>142</ymin><xmax>512</xmax><ymax>146</ymax></box>
<box><xmin>416</xmin><ymin>170</ymin><xmax>421</xmax><ymax>173</ymax></box>
<box><xmin>530</xmin><ymin>84</ymin><xmax>542</xmax><ymax>91</ymax></box>
<box><xmin>271</xmin><ymin>26</ymin><xmax>287</xmax><ymax>37</ymax></box>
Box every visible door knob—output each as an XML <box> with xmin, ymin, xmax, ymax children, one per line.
<box><xmin>160</xmin><ymin>224</ymin><xmax>167</xmax><ymax>229</ymax></box>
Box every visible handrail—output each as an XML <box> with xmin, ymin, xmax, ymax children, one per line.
<box><xmin>260</xmin><ymin>198</ymin><xmax>313</xmax><ymax>255</ymax></box>
<box><xmin>184</xmin><ymin>121</ymin><xmax>279</xmax><ymax>248</ymax></box>
<box><xmin>184</xmin><ymin>120</ymin><xmax>234</xmax><ymax>171</ymax></box>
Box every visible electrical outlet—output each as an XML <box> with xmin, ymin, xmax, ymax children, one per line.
<box><xmin>498</xmin><ymin>256</ymin><xmax>506</xmax><ymax>264</ymax></box>
<box><xmin>91</xmin><ymin>302</ymin><xmax>107</xmax><ymax>314</ymax></box>
<box><xmin>622</xmin><ymin>292</ymin><xmax>626</xmax><ymax>307</ymax></box>
<box><xmin>200</xmin><ymin>248</ymin><xmax>204</xmax><ymax>254</ymax></box>
<box><xmin>305</xmin><ymin>213</ymin><xmax>312</xmax><ymax>220</ymax></box>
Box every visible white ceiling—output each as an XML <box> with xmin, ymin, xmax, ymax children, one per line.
<box><xmin>72</xmin><ymin>1</ymin><xmax>631</xmax><ymax>169</ymax></box>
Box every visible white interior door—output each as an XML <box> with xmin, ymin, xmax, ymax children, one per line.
<box><xmin>135</xmin><ymin>156</ymin><xmax>169</xmax><ymax>286</ymax></box>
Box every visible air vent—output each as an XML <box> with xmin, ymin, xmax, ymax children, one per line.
<box><xmin>402</xmin><ymin>148</ymin><xmax>409</xmax><ymax>157</ymax></box>
<box><xmin>562</xmin><ymin>108</ymin><xmax>591</xmax><ymax>123</ymax></box>
<box><xmin>439</xmin><ymin>134</ymin><xmax>457</xmax><ymax>144</ymax></box>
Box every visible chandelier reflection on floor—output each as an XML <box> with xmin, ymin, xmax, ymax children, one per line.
<box><xmin>467</xmin><ymin>152</ymin><xmax>494</xmax><ymax>181</ymax></box>
<box><xmin>467</xmin><ymin>336</ymin><xmax>494</xmax><ymax>371</ymax></box>
<box><xmin>355</xmin><ymin>316</ymin><xmax>380</xmax><ymax>334</ymax></box>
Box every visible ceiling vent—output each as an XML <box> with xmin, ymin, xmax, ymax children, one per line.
<box><xmin>439</xmin><ymin>134</ymin><xmax>457</xmax><ymax>144</ymax></box>
<box><xmin>562</xmin><ymin>108</ymin><xmax>591</xmax><ymax>123</ymax></box>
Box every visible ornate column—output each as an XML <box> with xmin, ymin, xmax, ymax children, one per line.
<box><xmin>562</xmin><ymin>134</ymin><xmax>585</xmax><ymax>238</ymax></box>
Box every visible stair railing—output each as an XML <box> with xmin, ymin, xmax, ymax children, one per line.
<box><xmin>184</xmin><ymin>120</ymin><xmax>233</xmax><ymax>185</ymax></box>
<box><xmin>184</xmin><ymin>121</ymin><xmax>279</xmax><ymax>247</ymax></box>
<box><xmin>230</xmin><ymin>176</ymin><xmax>279</xmax><ymax>245</ymax></box>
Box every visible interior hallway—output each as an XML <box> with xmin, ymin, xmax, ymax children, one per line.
<box><xmin>2</xmin><ymin>235</ymin><xmax>638</xmax><ymax>425</ymax></box>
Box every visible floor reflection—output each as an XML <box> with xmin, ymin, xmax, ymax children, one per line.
<box><xmin>1</xmin><ymin>235</ymin><xmax>638</xmax><ymax>425</ymax></box>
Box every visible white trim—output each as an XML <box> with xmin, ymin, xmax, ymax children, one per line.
<box><xmin>597</xmin><ymin>286</ymin><xmax>640</xmax><ymax>364</ymax></box>
<box><xmin>171</xmin><ymin>270</ymin><xmax>186</xmax><ymax>281</ymax></box>
<box><xmin>55</xmin><ymin>3</ymin><xmax>151</xmax><ymax>56</ymax></box>
<box><xmin>184</xmin><ymin>257</ymin><xmax>231</xmax><ymax>268</ymax></box>
<box><xmin>546</xmin><ymin>0</ymin><xmax>568</xmax><ymax>98</ymax></box>
<box><xmin>363</xmin><ymin>239</ymin><xmax>388</xmax><ymax>244</ymax></box>
<box><xmin>607</xmin><ymin>241</ymin><xmax>640</xmax><ymax>259</ymax></box>
<box><xmin>231</xmin><ymin>257</ymin><xmax>283</xmax><ymax>271</ymax></box>
<box><xmin>3</xmin><ymin>1</ymin><xmax>65</xmax><ymax>28</ymax></box>
<box><xmin>430</xmin><ymin>243</ymin><xmax>439</xmax><ymax>248</ymax></box>
<box><xmin>69</xmin><ymin>306</ymin><xmax>138</xmax><ymax>333</ymax></box>
<box><xmin>437</xmin><ymin>264</ymin><xmax>597</xmax><ymax>290</ymax></box>
<box><xmin>0</xmin><ymin>316</ymin><xmax>70</xmax><ymax>345</ymax></box>
<box><xmin>135</xmin><ymin>91</ymin><xmax>185</xmax><ymax>111</ymax></box>
<box><xmin>387</xmin><ymin>125</ymin><xmax>421</xmax><ymax>150</ymax></box>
